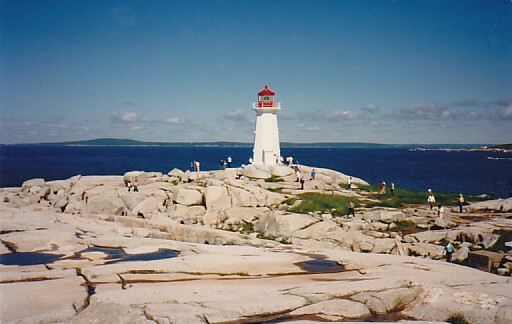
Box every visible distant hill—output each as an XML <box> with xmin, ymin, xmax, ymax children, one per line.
<box><xmin>8</xmin><ymin>138</ymin><xmax>499</xmax><ymax>149</ymax></box>
<box><xmin>492</xmin><ymin>143</ymin><xmax>512</xmax><ymax>150</ymax></box>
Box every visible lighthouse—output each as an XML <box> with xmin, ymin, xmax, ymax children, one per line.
<box><xmin>252</xmin><ymin>85</ymin><xmax>281</xmax><ymax>166</ymax></box>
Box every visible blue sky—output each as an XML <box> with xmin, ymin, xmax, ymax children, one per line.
<box><xmin>1</xmin><ymin>0</ymin><xmax>511</xmax><ymax>144</ymax></box>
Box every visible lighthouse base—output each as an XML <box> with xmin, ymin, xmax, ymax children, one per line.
<box><xmin>253</xmin><ymin>109</ymin><xmax>281</xmax><ymax>166</ymax></box>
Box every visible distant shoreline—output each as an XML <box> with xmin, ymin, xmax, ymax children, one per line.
<box><xmin>1</xmin><ymin>137</ymin><xmax>506</xmax><ymax>150</ymax></box>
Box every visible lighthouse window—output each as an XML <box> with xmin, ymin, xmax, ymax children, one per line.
<box><xmin>263</xmin><ymin>96</ymin><xmax>270</xmax><ymax>100</ymax></box>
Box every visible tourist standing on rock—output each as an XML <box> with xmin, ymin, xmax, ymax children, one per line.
<box><xmin>220</xmin><ymin>160</ymin><xmax>225</xmax><ymax>170</ymax></box>
<box><xmin>348</xmin><ymin>177</ymin><xmax>352</xmax><ymax>189</ymax></box>
<box><xmin>379</xmin><ymin>181</ymin><xmax>386</xmax><ymax>194</ymax></box>
<box><xmin>300</xmin><ymin>177</ymin><xmax>305</xmax><ymax>190</ymax></box>
<box><xmin>427</xmin><ymin>190</ymin><xmax>436</xmax><ymax>209</ymax></box>
<box><xmin>346</xmin><ymin>201</ymin><xmax>355</xmax><ymax>218</ymax></box>
<box><xmin>443</xmin><ymin>240</ymin><xmax>455</xmax><ymax>262</ymax></box>
<box><xmin>438</xmin><ymin>205</ymin><xmax>445</xmax><ymax>219</ymax></box>
<box><xmin>227</xmin><ymin>156</ymin><xmax>232</xmax><ymax>168</ymax></box>
<box><xmin>395</xmin><ymin>231</ymin><xmax>405</xmax><ymax>256</ymax></box>
<box><xmin>390</xmin><ymin>182</ymin><xmax>395</xmax><ymax>194</ymax></box>
<box><xmin>295</xmin><ymin>168</ymin><xmax>301</xmax><ymax>182</ymax></box>
<box><xmin>133</xmin><ymin>180</ymin><xmax>138</xmax><ymax>192</ymax></box>
<box><xmin>458</xmin><ymin>194</ymin><xmax>464</xmax><ymax>213</ymax></box>
<box><xmin>310</xmin><ymin>169</ymin><xmax>316</xmax><ymax>180</ymax></box>
<box><xmin>127</xmin><ymin>180</ymin><xmax>132</xmax><ymax>192</ymax></box>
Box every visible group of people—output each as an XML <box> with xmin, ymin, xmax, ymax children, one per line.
<box><xmin>379</xmin><ymin>180</ymin><xmax>395</xmax><ymax>194</ymax></box>
<box><xmin>427</xmin><ymin>189</ymin><xmax>465</xmax><ymax>216</ymax></box>
<box><xmin>124</xmin><ymin>179</ymin><xmax>138</xmax><ymax>192</ymax></box>
<box><xmin>219</xmin><ymin>156</ymin><xmax>233</xmax><ymax>170</ymax></box>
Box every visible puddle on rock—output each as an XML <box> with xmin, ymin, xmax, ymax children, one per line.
<box><xmin>0</xmin><ymin>252</ymin><xmax>64</xmax><ymax>266</ymax></box>
<box><xmin>82</xmin><ymin>247</ymin><xmax>178</xmax><ymax>264</ymax></box>
<box><xmin>296</xmin><ymin>259</ymin><xmax>345</xmax><ymax>273</ymax></box>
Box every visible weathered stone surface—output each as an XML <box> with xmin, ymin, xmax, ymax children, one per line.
<box><xmin>87</xmin><ymin>194</ymin><xmax>126</xmax><ymax>215</ymax></box>
<box><xmin>70</xmin><ymin>301</ymin><xmax>145</xmax><ymax>324</ymax></box>
<box><xmin>228</xmin><ymin>186</ymin><xmax>258</xmax><ymax>207</ymax></box>
<box><xmin>467</xmin><ymin>197</ymin><xmax>512</xmax><ymax>212</ymax></box>
<box><xmin>243</xmin><ymin>164</ymin><xmax>272</xmax><ymax>179</ymax></box>
<box><xmin>174</xmin><ymin>187</ymin><xmax>203</xmax><ymax>206</ymax></box>
<box><xmin>0</xmin><ymin>276</ymin><xmax>87</xmax><ymax>323</ymax></box>
<box><xmin>21</xmin><ymin>178</ymin><xmax>46</xmax><ymax>191</ymax></box>
<box><xmin>289</xmin><ymin>299</ymin><xmax>371</xmax><ymax>319</ymax></box>
<box><xmin>255</xmin><ymin>211</ymin><xmax>317</xmax><ymax>238</ymax></box>
<box><xmin>204</xmin><ymin>185</ymin><xmax>231</xmax><ymax>211</ymax></box>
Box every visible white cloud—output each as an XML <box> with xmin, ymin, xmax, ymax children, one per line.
<box><xmin>362</xmin><ymin>104</ymin><xmax>380</xmax><ymax>113</ymax></box>
<box><xmin>224</xmin><ymin>109</ymin><xmax>247</xmax><ymax>121</ymax></box>
<box><xmin>165</xmin><ymin>117</ymin><xmax>185</xmax><ymax>125</ymax></box>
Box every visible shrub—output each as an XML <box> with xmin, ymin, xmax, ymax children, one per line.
<box><xmin>265</xmin><ymin>175</ymin><xmax>284</xmax><ymax>182</ymax></box>
<box><xmin>446</xmin><ymin>313</ymin><xmax>472</xmax><ymax>324</ymax></box>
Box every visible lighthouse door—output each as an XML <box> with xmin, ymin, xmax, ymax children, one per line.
<box><xmin>263</xmin><ymin>151</ymin><xmax>274</xmax><ymax>165</ymax></box>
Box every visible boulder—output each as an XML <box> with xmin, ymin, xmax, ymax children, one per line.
<box><xmin>132</xmin><ymin>196</ymin><xmax>166</xmax><ymax>218</ymax></box>
<box><xmin>204</xmin><ymin>186</ymin><xmax>231</xmax><ymax>211</ymax></box>
<box><xmin>351</xmin><ymin>287</ymin><xmax>422</xmax><ymax>315</ymax></box>
<box><xmin>255</xmin><ymin>211</ymin><xmax>318</xmax><ymax>238</ymax></box>
<box><xmin>86</xmin><ymin>194</ymin><xmax>126</xmax><ymax>216</ymax></box>
<box><xmin>228</xmin><ymin>186</ymin><xmax>258</xmax><ymax>207</ymax></box>
<box><xmin>224</xmin><ymin>207</ymin><xmax>268</xmax><ymax>223</ymax></box>
<box><xmin>174</xmin><ymin>188</ymin><xmax>203</xmax><ymax>206</ymax></box>
<box><xmin>123</xmin><ymin>171</ymin><xmax>149</xmax><ymax>186</ymax></box>
<box><xmin>21</xmin><ymin>178</ymin><xmax>46</xmax><ymax>192</ymax></box>
<box><xmin>408</xmin><ymin>242</ymin><xmax>444</xmax><ymax>259</ymax></box>
<box><xmin>452</xmin><ymin>245</ymin><xmax>470</xmax><ymax>262</ymax></box>
<box><xmin>467</xmin><ymin>198</ymin><xmax>512</xmax><ymax>212</ymax></box>
<box><xmin>372</xmin><ymin>238</ymin><xmax>396</xmax><ymax>253</ymax></box>
<box><xmin>434</xmin><ymin>218</ymin><xmax>457</xmax><ymax>229</ymax></box>
<box><xmin>271</xmin><ymin>165</ymin><xmax>294</xmax><ymax>177</ymax></box>
<box><xmin>242</xmin><ymin>164</ymin><xmax>271</xmax><ymax>179</ymax></box>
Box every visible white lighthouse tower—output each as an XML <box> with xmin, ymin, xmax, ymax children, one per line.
<box><xmin>252</xmin><ymin>85</ymin><xmax>281</xmax><ymax>166</ymax></box>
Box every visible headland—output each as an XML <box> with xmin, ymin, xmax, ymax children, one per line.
<box><xmin>1</xmin><ymin>164</ymin><xmax>511</xmax><ymax>323</ymax></box>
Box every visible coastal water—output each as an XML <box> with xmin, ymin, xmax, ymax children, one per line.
<box><xmin>0</xmin><ymin>145</ymin><xmax>511</xmax><ymax>198</ymax></box>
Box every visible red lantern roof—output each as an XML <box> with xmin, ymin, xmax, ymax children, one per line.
<box><xmin>258</xmin><ymin>85</ymin><xmax>275</xmax><ymax>96</ymax></box>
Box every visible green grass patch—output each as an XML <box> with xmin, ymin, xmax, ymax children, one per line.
<box><xmin>268</xmin><ymin>187</ymin><xmax>284</xmax><ymax>193</ymax></box>
<box><xmin>361</xmin><ymin>185</ymin><xmax>488</xmax><ymax>209</ymax></box>
<box><xmin>288</xmin><ymin>193</ymin><xmax>360</xmax><ymax>215</ymax></box>
<box><xmin>389</xmin><ymin>220</ymin><xmax>424</xmax><ymax>235</ymax></box>
<box><xmin>265</xmin><ymin>175</ymin><xmax>284</xmax><ymax>182</ymax></box>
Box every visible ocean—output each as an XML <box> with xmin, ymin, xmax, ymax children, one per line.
<box><xmin>0</xmin><ymin>145</ymin><xmax>511</xmax><ymax>198</ymax></box>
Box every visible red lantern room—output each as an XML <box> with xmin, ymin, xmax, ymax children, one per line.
<box><xmin>257</xmin><ymin>85</ymin><xmax>276</xmax><ymax>108</ymax></box>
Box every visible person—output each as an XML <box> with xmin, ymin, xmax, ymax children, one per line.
<box><xmin>443</xmin><ymin>240</ymin><xmax>455</xmax><ymax>262</ymax></box>
<box><xmin>227</xmin><ymin>156</ymin><xmax>232</xmax><ymax>168</ymax></box>
<box><xmin>310</xmin><ymin>169</ymin><xmax>316</xmax><ymax>180</ymax></box>
<box><xmin>395</xmin><ymin>231</ymin><xmax>405</xmax><ymax>256</ymax></box>
<box><xmin>288</xmin><ymin>156</ymin><xmax>293</xmax><ymax>166</ymax></box>
<box><xmin>438</xmin><ymin>205</ymin><xmax>445</xmax><ymax>219</ymax></box>
<box><xmin>379</xmin><ymin>180</ymin><xmax>386</xmax><ymax>194</ymax></box>
<box><xmin>427</xmin><ymin>192</ymin><xmax>436</xmax><ymax>209</ymax></box>
<box><xmin>300</xmin><ymin>177</ymin><xmax>305</xmax><ymax>190</ymax></box>
<box><xmin>127</xmin><ymin>180</ymin><xmax>132</xmax><ymax>192</ymax></box>
<box><xmin>248</xmin><ymin>157</ymin><xmax>253</xmax><ymax>164</ymax></box>
<box><xmin>295</xmin><ymin>168</ymin><xmax>301</xmax><ymax>182</ymax></box>
<box><xmin>195</xmin><ymin>160</ymin><xmax>200</xmax><ymax>172</ymax></box>
<box><xmin>458</xmin><ymin>194</ymin><xmax>464</xmax><ymax>213</ymax></box>
<box><xmin>133</xmin><ymin>180</ymin><xmax>138</xmax><ymax>192</ymax></box>
<box><xmin>348</xmin><ymin>177</ymin><xmax>352</xmax><ymax>189</ymax></box>
<box><xmin>347</xmin><ymin>200</ymin><xmax>355</xmax><ymax>218</ymax></box>
<box><xmin>390</xmin><ymin>182</ymin><xmax>395</xmax><ymax>194</ymax></box>
<box><xmin>220</xmin><ymin>160</ymin><xmax>225</xmax><ymax>170</ymax></box>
